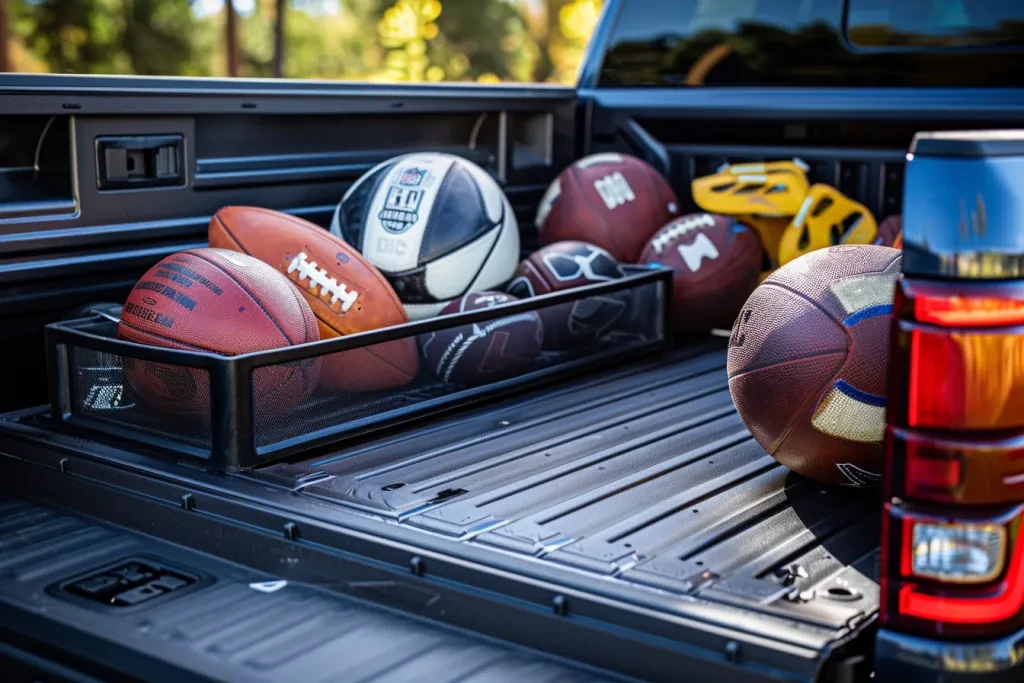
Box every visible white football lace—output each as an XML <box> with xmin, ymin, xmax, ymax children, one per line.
<box><xmin>287</xmin><ymin>252</ymin><xmax>359</xmax><ymax>312</ymax></box>
<box><xmin>649</xmin><ymin>213</ymin><xmax>716</xmax><ymax>255</ymax></box>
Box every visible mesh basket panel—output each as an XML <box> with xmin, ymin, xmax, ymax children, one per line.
<box><xmin>251</xmin><ymin>281</ymin><xmax>664</xmax><ymax>450</ymax></box>
<box><xmin>68</xmin><ymin>345</ymin><xmax>212</xmax><ymax>451</ymax></box>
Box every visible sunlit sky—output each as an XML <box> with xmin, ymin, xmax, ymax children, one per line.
<box><xmin>195</xmin><ymin>0</ymin><xmax>255</xmax><ymax>17</ymax></box>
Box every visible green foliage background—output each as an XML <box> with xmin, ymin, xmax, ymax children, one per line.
<box><xmin>7</xmin><ymin>0</ymin><xmax>603</xmax><ymax>84</ymax></box>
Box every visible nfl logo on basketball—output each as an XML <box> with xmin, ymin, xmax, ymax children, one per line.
<box><xmin>399</xmin><ymin>168</ymin><xmax>426</xmax><ymax>186</ymax></box>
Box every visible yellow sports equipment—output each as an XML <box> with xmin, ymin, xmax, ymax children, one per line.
<box><xmin>737</xmin><ymin>214</ymin><xmax>789</xmax><ymax>269</ymax></box>
<box><xmin>778</xmin><ymin>184</ymin><xmax>878</xmax><ymax>266</ymax></box>
<box><xmin>691</xmin><ymin>158</ymin><xmax>810</xmax><ymax>218</ymax></box>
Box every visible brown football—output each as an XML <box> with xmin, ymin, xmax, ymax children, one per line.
<box><xmin>727</xmin><ymin>245</ymin><xmax>901</xmax><ymax>487</ymax></box>
<box><xmin>119</xmin><ymin>248</ymin><xmax>320</xmax><ymax>416</ymax></box>
<box><xmin>208</xmin><ymin>206</ymin><xmax>419</xmax><ymax>391</ymax></box>
<box><xmin>637</xmin><ymin>213</ymin><xmax>763</xmax><ymax>334</ymax></box>
<box><xmin>536</xmin><ymin>153</ymin><xmax>679</xmax><ymax>262</ymax></box>
<box><xmin>421</xmin><ymin>291</ymin><xmax>543</xmax><ymax>386</ymax></box>
<box><xmin>506</xmin><ymin>241</ymin><xmax>628</xmax><ymax>349</ymax></box>
<box><xmin>876</xmin><ymin>214</ymin><xmax>902</xmax><ymax>247</ymax></box>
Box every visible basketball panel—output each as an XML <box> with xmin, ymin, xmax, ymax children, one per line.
<box><xmin>727</xmin><ymin>283</ymin><xmax>849</xmax><ymax>379</ymax></box>
<box><xmin>763</xmin><ymin>246</ymin><xmax>901</xmax><ymax>325</ymax></box>
<box><xmin>728</xmin><ymin>351</ymin><xmax>847</xmax><ymax>456</ymax></box>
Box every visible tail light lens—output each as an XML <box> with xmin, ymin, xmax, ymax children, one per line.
<box><xmin>881</xmin><ymin>504</ymin><xmax>1023</xmax><ymax>637</ymax></box>
<box><xmin>883</xmin><ymin>279</ymin><xmax>1024</xmax><ymax>638</ymax></box>
<box><xmin>888</xmin><ymin>427</ymin><xmax>1024</xmax><ymax>505</ymax></box>
<box><xmin>909</xmin><ymin>520</ymin><xmax>1006</xmax><ymax>584</ymax></box>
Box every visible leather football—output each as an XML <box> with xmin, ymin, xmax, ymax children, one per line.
<box><xmin>421</xmin><ymin>291</ymin><xmax>543</xmax><ymax>386</ymax></box>
<box><xmin>506</xmin><ymin>241</ymin><xmax>628</xmax><ymax>349</ymax></box>
<box><xmin>209</xmin><ymin>206</ymin><xmax>419</xmax><ymax>391</ymax></box>
<box><xmin>536</xmin><ymin>153</ymin><xmax>679</xmax><ymax>262</ymax></box>
<box><xmin>637</xmin><ymin>213</ymin><xmax>763</xmax><ymax>334</ymax></box>
<box><xmin>119</xmin><ymin>248</ymin><xmax>320</xmax><ymax>416</ymax></box>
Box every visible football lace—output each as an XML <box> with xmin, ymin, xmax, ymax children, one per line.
<box><xmin>287</xmin><ymin>252</ymin><xmax>360</xmax><ymax>313</ymax></box>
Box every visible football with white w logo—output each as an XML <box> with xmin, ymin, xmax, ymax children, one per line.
<box><xmin>209</xmin><ymin>206</ymin><xmax>419</xmax><ymax>392</ymax></box>
<box><xmin>638</xmin><ymin>213</ymin><xmax>763</xmax><ymax>334</ymax></box>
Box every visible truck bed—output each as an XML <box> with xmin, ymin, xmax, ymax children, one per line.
<box><xmin>0</xmin><ymin>341</ymin><xmax>880</xmax><ymax>681</ymax></box>
<box><xmin>256</xmin><ymin>341</ymin><xmax>881</xmax><ymax>621</ymax></box>
<box><xmin>0</xmin><ymin>495</ymin><xmax>611</xmax><ymax>683</ymax></box>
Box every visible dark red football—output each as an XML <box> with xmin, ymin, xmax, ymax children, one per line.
<box><xmin>506</xmin><ymin>241</ymin><xmax>629</xmax><ymax>349</ymax></box>
<box><xmin>119</xmin><ymin>248</ymin><xmax>320</xmax><ymax>416</ymax></box>
<box><xmin>536</xmin><ymin>153</ymin><xmax>680</xmax><ymax>262</ymax></box>
<box><xmin>421</xmin><ymin>291</ymin><xmax>543</xmax><ymax>386</ymax></box>
<box><xmin>876</xmin><ymin>214</ymin><xmax>902</xmax><ymax>247</ymax></box>
<box><xmin>638</xmin><ymin>213</ymin><xmax>763</xmax><ymax>334</ymax></box>
<box><xmin>727</xmin><ymin>245</ymin><xmax>902</xmax><ymax>487</ymax></box>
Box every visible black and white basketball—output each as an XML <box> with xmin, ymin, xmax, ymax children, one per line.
<box><xmin>506</xmin><ymin>241</ymin><xmax>630</xmax><ymax>349</ymax></box>
<box><xmin>421</xmin><ymin>291</ymin><xmax>543</xmax><ymax>386</ymax></box>
<box><xmin>331</xmin><ymin>152</ymin><xmax>520</xmax><ymax>320</ymax></box>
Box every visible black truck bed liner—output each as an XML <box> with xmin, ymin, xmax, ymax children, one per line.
<box><xmin>0</xmin><ymin>495</ymin><xmax>610</xmax><ymax>683</ymax></box>
<box><xmin>0</xmin><ymin>341</ymin><xmax>880</xmax><ymax>681</ymax></box>
<box><xmin>255</xmin><ymin>342</ymin><xmax>881</xmax><ymax>633</ymax></box>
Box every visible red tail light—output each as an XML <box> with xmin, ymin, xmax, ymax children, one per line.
<box><xmin>888</xmin><ymin>427</ymin><xmax>1024</xmax><ymax>505</ymax></box>
<box><xmin>883</xmin><ymin>279</ymin><xmax>1024</xmax><ymax>638</ymax></box>
<box><xmin>914</xmin><ymin>293</ymin><xmax>1024</xmax><ymax>327</ymax></box>
<box><xmin>881</xmin><ymin>504</ymin><xmax>1024</xmax><ymax>638</ymax></box>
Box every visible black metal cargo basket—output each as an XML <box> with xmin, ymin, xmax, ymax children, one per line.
<box><xmin>45</xmin><ymin>266</ymin><xmax>671</xmax><ymax>471</ymax></box>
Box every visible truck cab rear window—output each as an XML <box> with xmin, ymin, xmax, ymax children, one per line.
<box><xmin>598</xmin><ymin>0</ymin><xmax>1024</xmax><ymax>87</ymax></box>
<box><xmin>846</xmin><ymin>0</ymin><xmax>1024</xmax><ymax>49</ymax></box>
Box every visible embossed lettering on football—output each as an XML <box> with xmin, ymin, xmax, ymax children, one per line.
<box><xmin>208</xmin><ymin>206</ymin><xmax>419</xmax><ymax>391</ymax></box>
<box><xmin>637</xmin><ymin>213</ymin><xmax>763</xmax><ymax>334</ymax></box>
<box><xmin>727</xmin><ymin>245</ymin><xmax>901</xmax><ymax>487</ymax></box>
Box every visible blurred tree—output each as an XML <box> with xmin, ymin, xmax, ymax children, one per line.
<box><xmin>122</xmin><ymin>0</ymin><xmax>205</xmax><ymax>75</ymax></box>
<box><xmin>546</xmin><ymin>0</ymin><xmax>602</xmax><ymax>83</ymax></box>
<box><xmin>11</xmin><ymin>0</ymin><xmax>208</xmax><ymax>75</ymax></box>
<box><xmin>282</xmin><ymin>1</ymin><xmax>384</xmax><ymax>79</ymax></box>
<box><xmin>17</xmin><ymin>0</ymin><xmax>124</xmax><ymax>73</ymax></box>
<box><xmin>3</xmin><ymin>0</ymin><xmax>603</xmax><ymax>84</ymax></box>
<box><xmin>226</xmin><ymin>0</ymin><xmax>239</xmax><ymax>76</ymax></box>
<box><xmin>272</xmin><ymin>0</ymin><xmax>283</xmax><ymax>76</ymax></box>
<box><xmin>374</xmin><ymin>0</ymin><xmax>546</xmax><ymax>83</ymax></box>
<box><xmin>1</xmin><ymin>0</ymin><xmax>9</xmax><ymax>71</ymax></box>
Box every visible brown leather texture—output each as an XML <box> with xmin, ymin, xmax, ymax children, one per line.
<box><xmin>637</xmin><ymin>213</ymin><xmax>762</xmax><ymax>333</ymax></box>
<box><xmin>208</xmin><ymin>206</ymin><xmax>419</xmax><ymax>391</ymax></box>
<box><xmin>538</xmin><ymin>154</ymin><xmax>679</xmax><ymax>263</ymax></box>
<box><xmin>727</xmin><ymin>245</ymin><xmax>902</xmax><ymax>486</ymax></box>
<box><xmin>118</xmin><ymin>248</ymin><xmax>320</xmax><ymax>415</ymax></box>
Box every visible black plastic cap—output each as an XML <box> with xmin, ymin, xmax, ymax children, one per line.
<box><xmin>910</xmin><ymin>130</ymin><xmax>1024</xmax><ymax>158</ymax></box>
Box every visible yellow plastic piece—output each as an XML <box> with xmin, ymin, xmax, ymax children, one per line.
<box><xmin>692</xmin><ymin>159</ymin><xmax>810</xmax><ymax>218</ymax></box>
<box><xmin>778</xmin><ymin>184</ymin><xmax>878</xmax><ymax>266</ymax></box>
<box><xmin>738</xmin><ymin>214</ymin><xmax>789</xmax><ymax>269</ymax></box>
